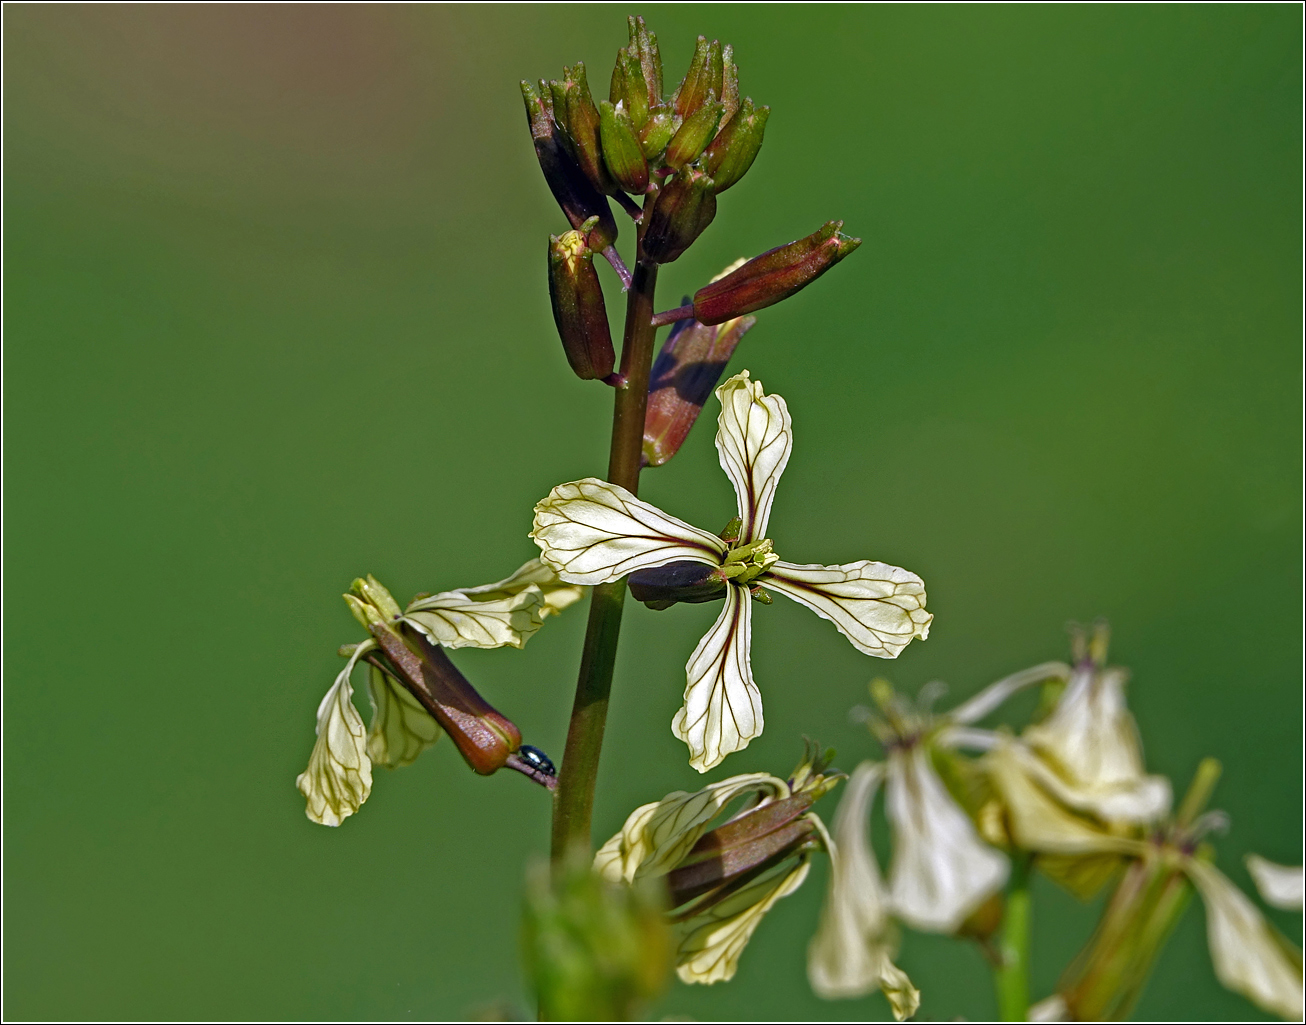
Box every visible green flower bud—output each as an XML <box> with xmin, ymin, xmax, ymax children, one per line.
<box><xmin>599</xmin><ymin>101</ymin><xmax>650</xmax><ymax>194</ymax></box>
<box><xmin>672</xmin><ymin>36</ymin><xmax>723</xmax><ymax>120</ymax></box>
<box><xmin>626</xmin><ymin>15</ymin><xmax>663</xmax><ymax>111</ymax></box>
<box><xmin>609</xmin><ymin>50</ymin><xmax>650</xmax><ymax>130</ymax></box>
<box><xmin>720</xmin><ymin>44</ymin><xmax>740</xmax><ymax>126</ymax></box>
<box><xmin>521</xmin><ymin>79</ymin><xmax>618</xmax><ymax>250</ymax></box>
<box><xmin>704</xmin><ymin>97</ymin><xmax>769</xmax><ymax>193</ymax></box>
<box><xmin>638</xmin><ymin>109</ymin><xmax>678</xmax><ymax>161</ymax></box>
<box><xmin>691</xmin><ymin>220</ymin><xmax>861</xmax><ymax>325</ymax></box>
<box><xmin>549</xmin><ymin>63</ymin><xmax>614</xmax><ymax>196</ymax></box>
<box><xmin>664</xmin><ymin>93</ymin><xmax>723</xmax><ymax>171</ymax></box>
<box><xmin>549</xmin><ymin>230</ymin><xmax>615</xmax><ymax>381</ymax></box>
<box><xmin>640</xmin><ymin>169</ymin><xmax>717</xmax><ymax>264</ymax></box>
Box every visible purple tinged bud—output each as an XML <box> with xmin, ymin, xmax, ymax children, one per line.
<box><xmin>673</xmin><ymin>36</ymin><xmax>723</xmax><ymax>120</ymax></box>
<box><xmin>609</xmin><ymin>50</ymin><xmax>650</xmax><ymax>130</ymax></box>
<box><xmin>549</xmin><ymin>231</ymin><xmax>615</xmax><ymax>381</ymax></box>
<box><xmin>549</xmin><ymin>63</ymin><xmax>614</xmax><ymax>196</ymax></box>
<box><xmin>664</xmin><ymin>92</ymin><xmax>723</xmax><ymax>170</ymax></box>
<box><xmin>598</xmin><ymin>100</ymin><xmax>650</xmax><ymax>194</ymax></box>
<box><xmin>720</xmin><ymin>45</ymin><xmax>740</xmax><ymax>127</ymax></box>
<box><xmin>628</xmin><ymin>560</ymin><xmax>729</xmax><ymax>609</ymax></box>
<box><xmin>640</xmin><ymin>168</ymin><xmax>717</xmax><ymax>264</ymax></box>
<box><xmin>626</xmin><ymin>16</ymin><xmax>663</xmax><ymax>109</ymax></box>
<box><xmin>643</xmin><ymin>313</ymin><xmax>756</xmax><ymax>467</ymax></box>
<box><xmin>691</xmin><ymin>220</ymin><xmax>862</xmax><ymax>325</ymax></box>
<box><xmin>704</xmin><ymin>98</ymin><xmax>769</xmax><ymax>193</ymax></box>
<box><xmin>521</xmin><ymin>79</ymin><xmax>618</xmax><ymax>250</ymax></box>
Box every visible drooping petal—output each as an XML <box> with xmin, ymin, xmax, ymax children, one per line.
<box><xmin>713</xmin><ymin>371</ymin><xmax>793</xmax><ymax>542</ymax></box>
<box><xmin>808</xmin><ymin>762</ymin><xmax>921</xmax><ymax>1019</ymax></box>
<box><xmin>296</xmin><ymin>645</ymin><xmax>375</xmax><ymax>826</ymax></box>
<box><xmin>594</xmin><ymin>772</ymin><xmax>790</xmax><ymax>884</ymax></box>
<box><xmin>676</xmin><ymin>856</ymin><xmax>811</xmax><ymax>985</ymax></box>
<box><xmin>403</xmin><ymin>586</ymin><xmax>546</xmax><ymax>650</ymax></box>
<box><xmin>1185</xmin><ymin>858</ymin><xmax>1304</xmax><ymax>1020</ymax></box>
<box><xmin>1246</xmin><ymin>855</ymin><xmax>1305</xmax><ymax>912</ymax></box>
<box><xmin>672</xmin><ymin>586</ymin><xmax>763</xmax><ymax>772</ymax></box>
<box><xmin>366</xmin><ymin>663</ymin><xmax>441</xmax><ymax>768</ymax></box>
<box><xmin>949</xmin><ymin>661</ymin><xmax>1072</xmax><ymax>726</ymax></box>
<box><xmin>531</xmin><ymin>477</ymin><xmax>727</xmax><ymax>586</ymax></box>
<box><xmin>452</xmin><ymin>556</ymin><xmax>588</xmax><ymax>618</ymax></box>
<box><xmin>886</xmin><ymin>745</ymin><xmax>1009</xmax><ymax>933</ymax></box>
<box><xmin>763</xmin><ymin>560</ymin><xmax>932</xmax><ymax>658</ymax></box>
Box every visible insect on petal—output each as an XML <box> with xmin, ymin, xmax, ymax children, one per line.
<box><xmin>714</xmin><ymin>371</ymin><xmax>793</xmax><ymax>543</ymax></box>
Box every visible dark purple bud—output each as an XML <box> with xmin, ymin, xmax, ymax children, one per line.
<box><xmin>549</xmin><ymin>231</ymin><xmax>616</xmax><ymax>381</ymax></box>
<box><xmin>672</xmin><ymin>36</ymin><xmax>723</xmax><ymax>120</ymax></box>
<box><xmin>643</xmin><ymin>313</ymin><xmax>756</xmax><ymax>467</ymax></box>
<box><xmin>664</xmin><ymin>92</ymin><xmax>723</xmax><ymax>171</ymax></box>
<box><xmin>704</xmin><ymin>97</ymin><xmax>769</xmax><ymax>193</ymax></box>
<box><xmin>691</xmin><ymin>220</ymin><xmax>861</xmax><ymax>325</ymax></box>
<box><xmin>599</xmin><ymin>100</ymin><xmax>650</xmax><ymax>194</ymax></box>
<box><xmin>521</xmin><ymin>79</ymin><xmax>618</xmax><ymax>250</ymax></box>
<box><xmin>640</xmin><ymin>168</ymin><xmax>717</xmax><ymax>264</ymax></box>
<box><xmin>628</xmin><ymin>560</ymin><xmax>729</xmax><ymax>609</ymax></box>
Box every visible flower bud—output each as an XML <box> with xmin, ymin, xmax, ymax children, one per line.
<box><xmin>643</xmin><ymin>311</ymin><xmax>756</xmax><ymax>467</ymax></box>
<box><xmin>673</xmin><ymin>36</ymin><xmax>723</xmax><ymax>120</ymax></box>
<box><xmin>640</xmin><ymin>168</ymin><xmax>717</xmax><ymax>264</ymax></box>
<box><xmin>625</xmin><ymin>15</ymin><xmax>663</xmax><ymax>113</ymax></box>
<box><xmin>704</xmin><ymin>97</ymin><xmax>770</xmax><ymax>193</ymax></box>
<box><xmin>609</xmin><ymin>50</ymin><xmax>650</xmax><ymax>131</ymax></box>
<box><xmin>368</xmin><ymin>622</ymin><xmax>522</xmax><ymax>776</ymax></box>
<box><xmin>598</xmin><ymin>101</ymin><xmax>650</xmax><ymax>194</ymax></box>
<box><xmin>549</xmin><ymin>63</ymin><xmax>614</xmax><ymax>196</ymax></box>
<box><xmin>521</xmin><ymin>79</ymin><xmax>618</xmax><ymax>250</ymax></box>
<box><xmin>690</xmin><ymin>220</ymin><xmax>861</xmax><ymax>325</ymax></box>
<box><xmin>638</xmin><ymin>109</ymin><xmax>678</xmax><ymax>161</ymax></box>
<box><xmin>549</xmin><ymin>231</ymin><xmax>615</xmax><ymax>381</ymax></box>
<box><xmin>664</xmin><ymin>93</ymin><xmax>723</xmax><ymax>171</ymax></box>
<box><xmin>720</xmin><ymin>45</ymin><xmax>740</xmax><ymax>126</ymax></box>
<box><xmin>628</xmin><ymin>560</ymin><xmax>728</xmax><ymax>610</ymax></box>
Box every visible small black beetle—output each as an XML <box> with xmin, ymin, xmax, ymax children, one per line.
<box><xmin>517</xmin><ymin>745</ymin><xmax>556</xmax><ymax>778</ymax></box>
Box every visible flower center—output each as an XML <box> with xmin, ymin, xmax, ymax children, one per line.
<box><xmin>721</xmin><ymin>537</ymin><xmax>778</xmax><ymax>585</ymax></box>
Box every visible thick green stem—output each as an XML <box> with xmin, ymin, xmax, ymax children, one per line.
<box><xmin>550</xmin><ymin>259</ymin><xmax>659</xmax><ymax>866</ymax></box>
<box><xmin>995</xmin><ymin>854</ymin><xmax>1033</xmax><ymax>1022</ymax></box>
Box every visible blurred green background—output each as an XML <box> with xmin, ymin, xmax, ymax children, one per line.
<box><xmin>4</xmin><ymin>5</ymin><xmax>1300</xmax><ymax>1021</ymax></box>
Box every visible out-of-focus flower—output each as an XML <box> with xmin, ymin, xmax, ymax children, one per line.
<box><xmin>807</xmin><ymin>761</ymin><xmax>920</xmax><ymax>1020</ymax></box>
<box><xmin>1246</xmin><ymin>855</ymin><xmax>1305</xmax><ymax>912</ymax></box>
<box><xmin>532</xmin><ymin>371</ymin><xmax>931</xmax><ymax>770</ymax></box>
<box><xmin>595</xmin><ymin>745</ymin><xmax>841</xmax><ymax>984</ymax></box>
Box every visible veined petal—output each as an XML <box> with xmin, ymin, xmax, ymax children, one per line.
<box><xmin>594</xmin><ymin>771</ymin><xmax>790</xmax><ymax>884</ymax></box>
<box><xmin>714</xmin><ymin>371</ymin><xmax>793</xmax><ymax>542</ymax></box>
<box><xmin>676</xmin><ymin>856</ymin><xmax>811</xmax><ymax>985</ymax></box>
<box><xmin>764</xmin><ymin>560</ymin><xmax>932</xmax><ymax>659</ymax></box>
<box><xmin>531</xmin><ymin>478</ymin><xmax>727</xmax><ymax>586</ymax></box>
<box><xmin>452</xmin><ymin>556</ymin><xmax>587</xmax><ymax>618</ymax></box>
<box><xmin>673</xmin><ymin>586</ymin><xmax>763</xmax><ymax>772</ymax></box>
<box><xmin>403</xmin><ymin>586</ymin><xmax>545</xmax><ymax>650</ymax></box>
<box><xmin>949</xmin><ymin>661</ymin><xmax>1072</xmax><ymax>726</ymax></box>
<box><xmin>1185</xmin><ymin>859</ymin><xmax>1304</xmax><ymax>1020</ymax></box>
<box><xmin>366</xmin><ymin>663</ymin><xmax>441</xmax><ymax>768</ymax></box>
<box><xmin>808</xmin><ymin>762</ymin><xmax>919</xmax><ymax>1019</ymax></box>
<box><xmin>1246</xmin><ymin>855</ymin><xmax>1305</xmax><ymax>912</ymax></box>
<box><xmin>296</xmin><ymin>645</ymin><xmax>375</xmax><ymax>826</ymax></box>
<box><xmin>886</xmin><ymin>745</ymin><xmax>1009</xmax><ymax>933</ymax></box>
<box><xmin>1018</xmin><ymin>742</ymin><xmax>1171</xmax><ymax>825</ymax></box>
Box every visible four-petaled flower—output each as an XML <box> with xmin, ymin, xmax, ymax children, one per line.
<box><xmin>531</xmin><ymin>370</ymin><xmax>932</xmax><ymax>770</ymax></box>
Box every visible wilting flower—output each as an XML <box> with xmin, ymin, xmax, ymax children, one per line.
<box><xmin>296</xmin><ymin>561</ymin><xmax>581</xmax><ymax>826</ymax></box>
<box><xmin>595</xmin><ymin>746</ymin><xmax>841</xmax><ymax>984</ymax></box>
<box><xmin>807</xmin><ymin>761</ymin><xmax>920</xmax><ymax>1020</ymax></box>
<box><xmin>532</xmin><ymin>371</ymin><xmax>931</xmax><ymax>770</ymax></box>
<box><xmin>1246</xmin><ymin>854</ymin><xmax>1305</xmax><ymax>912</ymax></box>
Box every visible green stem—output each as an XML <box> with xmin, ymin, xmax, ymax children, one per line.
<box><xmin>995</xmin><ymin>854</ymin><xmax>1033</xmax><ymax>1022</ymax></box>
<box><xmin>550</xmin><ymin>259</ymin><xmax>659</xmax><ymax>866</ymax></box>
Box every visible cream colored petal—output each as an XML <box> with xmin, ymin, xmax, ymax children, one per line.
<box><xmin>403</xmin><ymin>586</ymin><xmax>546</xmax><ymax>650</ymax></box>
<box><xmin>808</xmin><ymin>761</ymin><xmax>919</xmax><ymax>1018</ymax></box>
<box><xmin>982</xmin><ymin>742</ymin><xmax>1147</xmax><ymax>857</ymax></box>
<box><xmin>1028</xmin><ymin>995</ymin><xmax>1069</xmax><ymax>1021</ymax></box>
<box><xmin>451</xmin><ymin>556</ymin><xmax>587</xmax><ymax>618</ymax></box>
<box><xmin>296</xmin><ymin>645</ymin><xmax>374</xmax><ymax>826</ymax></box>
<box><xmin>763</xmin><ymin>560</ymin><xmax>932</xmax><ymax>659</ymax></box>
<box><xmin>886</xmin><ymin>745</ymin><xmax>1009</xmax><ymax>933</ymax></box>
<box><xmin>713</xmin><ymin>371</ymin><xmax>793</xmax><ymax>542</ymax></box>
<box><xmin>531</xmin><ymin>477</ymin><xmax>727</xmax><ymax>586</ymax></box>
<box><xmin>1186</xmin><ymin>859</ymin><xmax>1304</xmax><ymax>1020</ymax></box>
<box><xmin>949</xmin><ymin>661</ymin><xmax>1072</xmax><ymax>726</ymax></box>
<box><xmin>672</xmin><ymin>586</ymin><xmax>763</xmax><ymax>772</ymax></box>
<box><xmin>676</xmin><ymin>857</ymin><xmax>811</xmax><ymax>985</ymax></box>
<box><xmin>1247</xmin><ymin>855</ymin><xmax>1305</xmax><ymax>912</ymax></box>
<box><xmin>594</xmin><ymin>772</ymin><xmax>790</xmax><ymax>883</ymax></box>
<box><xmin>365</xmin><ymin>663</ymin><xmax>441</xmax><ymax>768</ymax></box>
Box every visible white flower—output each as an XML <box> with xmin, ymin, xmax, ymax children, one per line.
<box><xmin>532</xmin><ymin>371</ymin><xmax>931</xmax><ymax>770</ymax></box>
<box><xmin>1246</xmin><ymin>855</ymin><xmax>1305</xmax><ymax>912</ymax></box>
<box><xmin>596</xmin><ymin>758</ymin><xmax>838</xmax><ymax>985</ymax></box>
<box><xmin>808</xmin><ymin>761</ymin><xmax>920</xmax><ymax>1020</ymax></box>
<box><xmin>885</xmin><ymin>744</ymin><xmax>1009</xmax><ymax>933</ymax></box>
<box><xmin>296</xmin><ymin>642</ymin><xmax>376</xmax><ymax>826</ymax></box>
<box><xmin>365</xmin><ymin>661</ymin><xmax>441</xmax><ymax>769</ymax></box>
